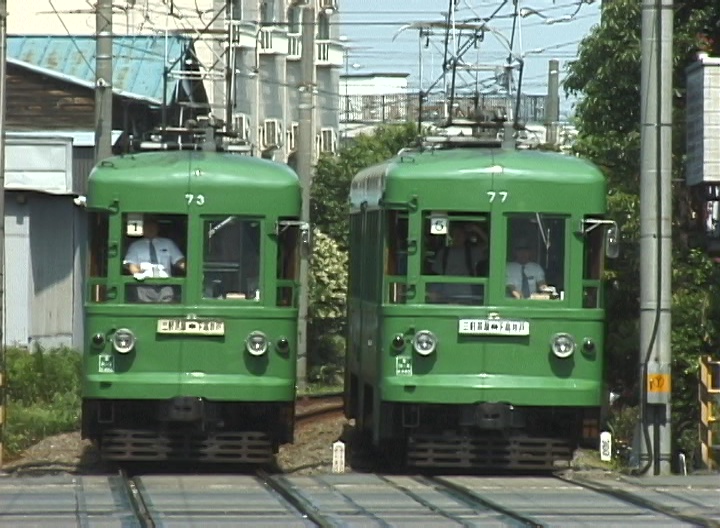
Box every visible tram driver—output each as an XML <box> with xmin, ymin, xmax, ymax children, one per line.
<box><xmin>124</xmin><ymin>217</ymin><xmax>186</xmax><ymax>302</ymax></box>
<box><xmin>506</xmin><ymin>238</ymin><xmax>548</xmax><ymax>299</ymax></box>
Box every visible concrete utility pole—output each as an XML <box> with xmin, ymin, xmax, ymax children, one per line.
<box><xmin>638</xmin><ymin>0</ymin><xmax>673</xmax><ymax>476</ymax></box>
<box><xmin>95</xmin><ymin>0</ymin><xmax>113</xmax><ymax>163</ymax></box>
<box><xmin>545</xmin><ymin>59</ymin><xmax>559</xmax><ymax>145</ymax></box>
<box><xmin>295</xmin><ymin>4</ymin><xmax>316</xmax><ymax>393</ymax></box>
<box><xmin>0</xmin><ymin>0</ymin><xmax>8</xmax><ymax>468</ymax></box>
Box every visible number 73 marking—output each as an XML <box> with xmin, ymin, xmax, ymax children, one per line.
<box><xmin>487</xmin><ymin>191</ymin><xmax>509</xmax><ymax>203</ymax></box>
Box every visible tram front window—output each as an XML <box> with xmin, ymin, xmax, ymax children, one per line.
<box><xmin>423</xmin><ymin>212</ymin><xmax>490</xmax><ymax>305</ymax></box>
<box><xmin>505</xmin><ymin>213</ymin><xmax>565</xmax><ymax>300</ymax></box>
<box><xmin>122</xmin><ymin>213</ymin><xmax>187</xmax><ymax>303</ymax></box>
<box><xmin>203</xmin><ymin>217</ymin><xmax>261</xmax><ymax>301</ymax></box>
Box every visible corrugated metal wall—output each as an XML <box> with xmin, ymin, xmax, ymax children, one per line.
<box><xmin>4</xmin><ymin>197</ymin><xmax>31</xmax><ymax>347</ymax></box>
<box><xmin>27</xmin><ymin>194</ymin><xmax>81</xmax><ymax>349</ymax></box>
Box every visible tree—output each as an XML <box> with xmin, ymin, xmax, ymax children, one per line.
<box><xmin>308</xmin><ymin>124</ymin><xmax>418</xmax><ymax>382</ymax></box>
<box><xmin>311</xmin><ymin>124</ymin><xmax>418</xmax><ymax>248</ymax></box>
<box><xmin>564</xmin><ymin>0</ymin><xmax>720</xmax><ymax>465</ymax></box>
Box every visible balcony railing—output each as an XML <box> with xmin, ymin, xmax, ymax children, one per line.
<box><xmin>288</xmin><ymin>34</ymin><xmax>301</xmax><ymax>59</ymax></box>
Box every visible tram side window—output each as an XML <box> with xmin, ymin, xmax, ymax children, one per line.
<box><xmin>583</xmin><ymin>216</ymin><xmax>606</xmax><ymax>308</ymax></box>
<box><xmin>506</xmin><ymin>213</ymin><xmax>565</xmax><ymax>301</ymax></box>
<box><xmin>277</xmin><ymin>218</ymin><xmax>300</xmax><ymax>307</ymax></box>
<box><xmin>386</xmin><ymin>211</ymin><xmax>408</xmax><ymax>304</ymax></box>
<box><xmin>88</xmin><ymin>212</ymin><xmax>109</xmax><ymax>302</ymax></box>
<box><xmin>423</xmin><ymin>212</ymin><xmax>490</xmax><ymax>306</ymax></box>
<box><xmin>203</xmin><ymin>217</ymin><xmax>261</xmax><ymax>301</ymax></box>
<box><xmin>122</xmin><ymin>214</ymin><xmax>187</xmax><ymax>304</ymax></box>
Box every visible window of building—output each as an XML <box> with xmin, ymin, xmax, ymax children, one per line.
<box><xmin>317</xmin><ymin>12</ymin><xmax>330</xmax><ymax>40</ymax></box>
<box><xmin>260</xmin><ymin>0</ymin><xmax>275</xmax><ymax>23</ymax></box>
<box><xmin>287</xmin><ymin>6</ymin><xmax>301</xmax><ymax>34</ymax></box>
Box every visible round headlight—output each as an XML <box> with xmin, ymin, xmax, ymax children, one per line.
<box><xmin>276</xmin><ymin>337</ymin><xmax>290</xmax><ymax>354</ymax></box>
<box><xmin>413</xmin><ymin>330</ymin><xmax>437</xmax><ymax>356</ymax></box>
<box><xmin>391</xmin><ymin>334</ymin><xmax>405</xmax><ymax>351</ymax></box>
<box><xmin>91</xmin><ymin>333</ymin><xmax>106</xmax><ymax>348</ymax></box>
<box><xmin>112</xmin><ymin>328</ymin><xmax>136</xmax><ymax>354</ymax></box>
<box><xmin>246</xmin><ymin>331</ymin><xmax>268</xmax><ymax>356</ymax></box>
<box><xmin>551</xmin><ymin>333</ymin><xmax>576</xmax><ymax>358</ymax></box>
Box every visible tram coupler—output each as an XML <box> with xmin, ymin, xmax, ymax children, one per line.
<box><xmin>160</xmin><ymin>396</ymin><xmax>206</xmax><ymax>423</ymax></box>
<box><xmin>460</xmin><ymin>402</ymin><xmax>525</xmax><ymax>430</ymax></box>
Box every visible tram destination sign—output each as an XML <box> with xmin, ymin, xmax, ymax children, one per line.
<box><xmin>458</xmin><ymin>318</ymin><xmax>529</xmax><ymax>336</ymax></box>
<box><xmin>157</xmin><ymin>318</ymin><xmax>225</xmax><ymax>336</ymax></box>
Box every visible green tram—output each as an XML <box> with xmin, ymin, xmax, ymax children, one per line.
<box><xmin>82</xmin><ymin>148</ymin><xmax>304</xmax><ymax>463</ymax></box>
<box><xmin>345</xmin><ymin>135</ymin><xmax>619</xmax><ymax>470</ymax></box>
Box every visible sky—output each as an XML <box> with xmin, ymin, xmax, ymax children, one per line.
<box><xmin>339</xmin><ymin>0</ymin><xmax>602</xmax><ymax>118</ymax></box>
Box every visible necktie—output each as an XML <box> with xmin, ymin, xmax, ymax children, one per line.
<box><xmin>521</xmin><ymin>264</ymin><xmax>531</xmax><ymax>298</ymax></box>
<box><xmin>149</xmin><ymin>239</ymin><xmax>158</xmax><ymax>264</ymax></box>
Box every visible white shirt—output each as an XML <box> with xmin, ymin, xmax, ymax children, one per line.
<box><xmin>506</xmin><ymin>261</ymin><xmax>545</xmax><ymax>298</ymax></box>
<box><xmin>124</xmin><ymin>237</ymin><xmax>184</xmax><ymax>276</ymax></box>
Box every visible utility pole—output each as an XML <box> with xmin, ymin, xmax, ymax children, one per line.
<box><xmin>545</xmin><ymin>59</ymin><xmax>559</xmax><ymax>145</ymax></box>
<box><xmin>295</xmin><ymin>4</ymin><xmax>316</xmax><ymax>393</ymax></box>
<box><xmin>0</xmin><ymin>0</ymin><xmax>8</xmax><ymax>468</ymax></box>
<box><xmin>637</xmin><ymin>0</ymin><xmax>673</xmax><ymax>475</ymax></box>
<box><xmin>95</xmin><ymin>0</ymin><xmax>113</xmax><ymax>163</ymax></box>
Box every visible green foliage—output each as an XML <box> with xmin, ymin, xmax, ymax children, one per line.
<box><xmin>308</xmin><ymin>229</ymin><xmax>348</xmax><ymax>381</ymax></box>
<box><xmin>565</xmin><ymin>0</ymin><xmax>720</xmax><ymax>467</ymax></box>
<box><xmin>312</xmin><ymin>123</ymin><xmax>418</xmax><ymax>248</ymax></box>
<box><xmin>2</xmin><ymin>347</ymin><xmax>82</xmax><ymax>458</ymax></box>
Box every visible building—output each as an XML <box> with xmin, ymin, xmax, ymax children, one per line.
<box><xmin>340</xmin><ymin>72</ymin><xmax>410</xmax><ymax>139</ymax></box>
<box><xmin>9</xmin><ymin>0</ymin><xmax>345</xmax><ymax>163</ymax></box>
<box><xmin>2</xmin><ymin>34</ymin><xmax>205</xmax><ymax>350</ymax></box>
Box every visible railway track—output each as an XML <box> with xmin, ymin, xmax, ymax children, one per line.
<box><xmin>295</xmin><ymin>392</ymin><xmax>344</xmax><ymax>425</ymax></box>
<box><xmin>1</xmin><ymin>470</ymin><xmax>718</xmax><ymax>526</ymax></box>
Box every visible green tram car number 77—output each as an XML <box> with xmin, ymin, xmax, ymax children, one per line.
<box><xmin>82</xmin><ymin>150</ymin><xmax>305</xmax><ymax>463</ymax></box>
<box><xmin>345</xmin><ymin>142</ymin><xmax>619</xmax><ymax>471</ymax></box>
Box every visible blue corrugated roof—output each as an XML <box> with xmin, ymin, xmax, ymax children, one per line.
<box><xmin>7</xmin><ymin>35</ymin><xmax>191</xmax><ymax>105</ymax></box>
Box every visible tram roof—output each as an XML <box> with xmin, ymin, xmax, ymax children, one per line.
<box><xmin>87</xmin><ymin>150</ymin><xmax>300</xmax><ymax>213</ymax></box>
<box><xmin>350</xmin><ymin>147</ymin><xmax>606</xmax><ymax>209</ymax></box>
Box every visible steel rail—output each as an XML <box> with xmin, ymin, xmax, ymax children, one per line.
<box><xmin>257</xmin><ymin>470</ymin><xmax>336</xmax><ymax>528</ymax></box>
<box><xmin>554</xmin><ymin>474</ymin><xmax>720</xmax><ymax>528</ymax></box>
<box><xmin>119</xmin><ymin>469</ymin><xmax>156</xmax><ymax>528</ymax></box>
<box><xmin>429</xmin><ymin>476</ymin><xmax>543</xmax><ymax>527</ymax></box>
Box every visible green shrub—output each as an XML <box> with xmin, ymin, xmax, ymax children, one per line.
<box><xmin>2</xmin><ymin>346</ymin><xmax>82</xmax><ymax>459</ymax></box>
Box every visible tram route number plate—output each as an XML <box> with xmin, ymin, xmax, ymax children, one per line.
<box><xmin>157</xmin><ymin>319</ymin><xmax>225</xmax><ymax>336</ymax></box>
<box><xmin>458</xmin><ymin>319</ymin><xmax>530</xmax><ymax>336</ymax></box>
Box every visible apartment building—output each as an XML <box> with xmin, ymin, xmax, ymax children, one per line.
<box><xmin>10</xmin><ymin>0</ymin><xmax>343</xmax><ymax>162</ymax></box>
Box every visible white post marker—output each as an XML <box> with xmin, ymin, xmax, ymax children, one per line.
<box><xmin>600</xmin><ymin>431</ymin><xmax>612</xmax><ymax>462</ymax></box>
<box><xmin>332</xmin><ymin>440</ymin><xmax>346</xmax><ymax>473</ymax></box>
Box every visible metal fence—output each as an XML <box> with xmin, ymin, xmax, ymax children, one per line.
<box><xmin>340</xmin><ymin>92</ymin><xmax>548</xmax><ymax>125</ymax></box>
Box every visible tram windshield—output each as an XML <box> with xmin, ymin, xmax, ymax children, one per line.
<box><xmin>505</xmin><ymin>213</ymin><xmax>566</xmax><ymax>301</ymax></box>
<box><xmin>122</xmin><ymin>213</ymin><xmax>188</xmax><ymax>303</ymax></box>
<box><xmin>423</xmin><ymin>212</ymin><xmax>490</xmax><ymax>305</ymax></box>
<box><xmin>202</xmin><ymin>217</ymin><xmax>261</xmax><ymax>301</ymax></box>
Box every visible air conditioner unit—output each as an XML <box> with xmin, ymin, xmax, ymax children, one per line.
<box><xmin>262</xmin><ymin>119</ymin><xmax>282</xmax><ymax>148</ymax></box>
<box><xmin>232</xmin><ymin>113</ymin><xmax>250</xmax><ymax>141</ymax></box>
<box><xmin>286</xmin><ymin>122</ymin><xmax>299</xmax><ymax>151</ymax></box>
<box><xmin>318</xmin><ymin>0</ymin><xmax>338</xmax><ymax>11</ymax></box>
<box><xmin>319</xmin><ymin>127</ymin><xmax>337</xmax><ymax>153</ymax></box>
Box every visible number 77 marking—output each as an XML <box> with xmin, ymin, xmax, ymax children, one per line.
<box><xmin>487</xmin><ymin>191</ymin><xmax>509</xmax><ymax>203</ymax></box>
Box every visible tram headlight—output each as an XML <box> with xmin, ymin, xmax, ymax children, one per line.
<box><xmin>276</xmin><ymin>336</ymin><xmax>290</xmax><ymax>354</ymax></box>
<box><xmin>413</xmin><ymin>330</ymin><xmax>437</xmax><ymax>356</ymax></box>
<box><xmin>551</xmin><ymin>333</ymin><xmax>576</xmax><ymax>359</ymax></box>
<box><xmin>112</xmin><ymin>328</ymin><xmax>136</xmax><ymax>354</ymax></box>
<box><xmin>246</xmin><ymin>331</ymin><xmax>269</xmax><ymax>356</ymax></box>
<box><xmin>91</xmin><ymin>333</ymin><xmax>106</xmax><ymax>348</ymax></box>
